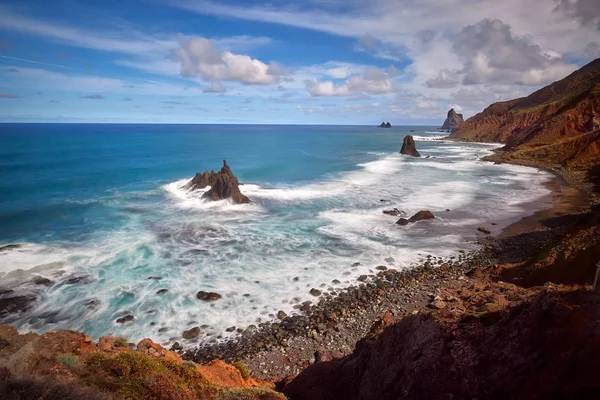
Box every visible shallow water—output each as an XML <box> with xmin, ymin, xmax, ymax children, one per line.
<box><xmin>0</xmin><ymin>124</ymin><xmax>552</xmax><ymax>345</ymax></box>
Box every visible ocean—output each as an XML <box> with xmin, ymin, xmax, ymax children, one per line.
<box><xmin>0</xmin><ymin>123</ymin><xmax>552</xmax><ymax>345</ymax></box>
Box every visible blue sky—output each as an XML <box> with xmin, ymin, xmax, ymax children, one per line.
<box><xmin>0</xmin><ymin>0</ymin><xmax>598</xmax><ymax>124</ymax></box>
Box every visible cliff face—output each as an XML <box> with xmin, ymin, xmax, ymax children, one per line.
<box><xmin>450</xmin><ymin>58</ymin><xmax>600</xmax><ymax>170</ymax></box>
<box><xmin>440</xmin><ymin>108</ymin><xmax>464</xmax><ymax>132</ymax></box>
<box><xmin>284</xmin><ymin>285</ymin><xmax>600</xmax><ymax>400</ymax></box>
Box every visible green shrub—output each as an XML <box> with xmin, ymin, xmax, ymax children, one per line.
<box><xmin>232</xmin><ymin>361</ymin><xmax>250</xmax><ymax>380</ymax></box>
<box><xmin>113</xmin><ymin>337</ymin><xmax>129</xmax><ymax>348</ymax></box>
<box><xmin>56</xmin><ymin>354</ymin><xmax>80</xmax><ymax>369</ymax></box>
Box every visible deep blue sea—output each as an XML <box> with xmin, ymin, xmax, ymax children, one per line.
<box><xmin>0</xmin><ymin>123</ymin><xmax>552</xmax><ymax>345</ymax></box>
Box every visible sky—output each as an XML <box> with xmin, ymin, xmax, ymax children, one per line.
<box><xmin>0</xmin><ymin>0</ymin><xmax>598</xmax><ymax>124</ymax></box>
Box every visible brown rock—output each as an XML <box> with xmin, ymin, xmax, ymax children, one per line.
<box><xmin>383</xmin><ymin>208</ymin><xmax>403</xmax><ymax>216</ymax></box>
<box><xmin>183</xmin><ymin>160</ymin><xmax>250</xmax><ymax>204</ymax></box>
<box><xmin>183</xmin><ymin>326</ymin><xmax>201</xmax><ymax>340</ymax></box>
<box><xmin>397</xmin><ymin>210</ymin><xmax>435</xmax><ymax>225</ymax></box>
<box><xmin>98</xmin><ymin>337</ymin><xmax>115</xmax><ymax>351</ymax></box>
<box><xmin>197</xmin><ymin>291</ymin><xmax>222</xmax><ymax>301</ymax></box>
<box><xmin>400</xmin><ymin>135</ymin><xmax>421</xmax><ymax>157</ymax></box>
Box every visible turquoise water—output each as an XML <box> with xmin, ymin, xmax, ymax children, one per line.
<box><xmin>0</xmin><ymin>124</ymin><xmax>552</xmax><ymax>345</ymax></box>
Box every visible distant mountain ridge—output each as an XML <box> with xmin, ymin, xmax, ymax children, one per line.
<box><xmin>450</xmin><ymin>58</ymin><xmax>600</xmax><ymax>171</ymax></box>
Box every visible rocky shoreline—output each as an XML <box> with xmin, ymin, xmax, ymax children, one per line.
<box><xmin>186</xmin><ymin>250</ymin><xmax>495</xmax><ymax>380</ymax></box>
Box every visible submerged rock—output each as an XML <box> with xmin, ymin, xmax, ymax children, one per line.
<box><xmin>383</xmin><ymin>208</ymin><xmax>404</xmax><ymax>216</ymax></box>
<box><xmin>184</xmin><ymin>160</ymin><xmax>250</xmax><ymax>204</ymax></box>
<box><xmin>441</xmin><ymin>108</ymin><xmax>464</xmax><ymax>132</ymax></box>
<box><xmin>400</xmin><ymin>135</ymin><xmax>421</xmax><ymax>157</ymax></box>
<box><xmin>116</xmin><ymin>315</ymin><xmax>134</xmax><ymax>324</ymax></box>
<box><xmin>396</xmin><ymin>210</ymin><xmax>435</xmax><ymax>225</ymax></box>
<box><xmin>0</xmin><ymin>295</ymin><xmax>35</xmax><ymax>319</ymax></box>
<box><xmin>197</xmin><ymin>291</ymin><xmax>222</xmax><ymax>301</ymax></box>
<box><xmin>0</xmin><ymin>244</ymin><xmax>21</xmax><ymax>252</ymax></box>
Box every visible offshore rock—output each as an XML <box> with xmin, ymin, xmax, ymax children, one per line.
<box><xmin>184</xmin><ymin>160</ymin><xmax>250</xmax><ymax>204</ymax></box>
<box><xmin>400</xmin><ymin>135</ymin><xmax>421</xmax><ymax>157</ymax></box>
<box><xmin>396</xmin><ymin>210</ymin><xmax>435</xmax><ymax>225</ymax></box>
<box><xmin>441</xmin><ymin>108</ymin><xmax>464</xmax><ymax>132</ymax></box>
<box><xmin>378</xmin><ymin>122</ymin><xmax>392</xmax><ymax>128</ymax></box>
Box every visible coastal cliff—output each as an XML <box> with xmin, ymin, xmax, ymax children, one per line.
<box><xmin>450</xmin><ymin>58</ymin><xmax>600</xmax><ymax>172</ymax></box>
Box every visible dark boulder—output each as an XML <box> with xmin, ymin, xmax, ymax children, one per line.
<box><xmin>441</xmin><ymin>108</ymin><xmax>464</xmax><ymax>132</ymax></box>
<box><xmin>197</xmin><ymin>291</ymin><xmax>222</xmax><ymax>301</ymax></box>
<box><xmin>0</xmin><ymin>295</ymin><xmax>35</xmax><ymax>319</ymax></box>
<box><xmin>116</xmin><ymin>315</ymin><xmax>134</xmax><ymax>324</ymax></box>
<box><xmin>396</xmin><ymin>210</ymin><xmax>435</xmax><ymax>225</ymax></box>
<box><xmin>400</xmin><ymin>135</ymin><xmax>421</xmax><ymax>157</ymax></box>
<box><xmin>0</xmin><ymin>244</ymin><xmax>21</xmax><ymax>252</ymax></box>
<box><xmin>183</xmin><ymin>160</ymin><xmax>250</xmax><ymax>204</ymax></box>
<box><xmin>383</xmin><ymin>208</ymin><xmax>404</xmax><ymax>216</ymax></box>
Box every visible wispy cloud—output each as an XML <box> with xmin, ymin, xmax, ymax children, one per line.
<box><xmin>81</xmin><ymin>94</ymin><xmax>104</xmax><ymax>99</ymax></box>
<box><xmin>0</xmin><ymin>92</ymin><xmax>18</xmax><ymax>98</ymax></box>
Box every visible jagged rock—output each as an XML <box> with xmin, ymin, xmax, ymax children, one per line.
<box><xmin>183</xmin><ymin>160</ymin><xmax>250</xmax><ymax>204</ymax></box>
<box><xmin>197</xmin><ymin>291</ymin><xmax>222</xmax><ymax>301</ymax></box>
<box><xmin>396</xmin><ymin>210</ymin><xmax>435</xmax><ymax>225</ymax></box>
<box><xmin>378</xmin><ymin>122</ymin><xmax>392</xmax><ymax>128</ymax></box>
<box><xmin>400</xmin><ymin>135</ymin><xmax>421</xmax><ymax>157</ymax></box>
<box><xmin>441</xmin><ymin>108</ymin><xmax>464</xmax><ymax>132</ymax></box>
<box><xmin>383</xmin><ymin>208</ymin><xmax>404</xmax><ymax>216</ymax></box>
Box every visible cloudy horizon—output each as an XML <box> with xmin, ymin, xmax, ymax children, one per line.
<box><xmin>0</xmin><ymin>0</ymin><xmax>598</xmax><ymax>124</ymax></box>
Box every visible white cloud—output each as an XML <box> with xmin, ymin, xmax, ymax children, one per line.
<box><xmin>304</xmin><ymin>66</ymin><xmax>397</xmax><ymax>96</ymax></box>
<box><xmin>175</xmin><ymin>36</ymin><xmax>284</xmax><ymax>85</ymax></box>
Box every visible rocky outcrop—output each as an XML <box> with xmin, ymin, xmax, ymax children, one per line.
<box><xmin>450</xmin><ymin>58</ymin><xmax>600</xmax><ymax>171</ymax></box>
<box><xmin>378</xmin><ymin>122</ymin><xmax>391</xmax><ymax>128</ymax></box>
<box><xmin>399</xmin><ymin>135</ymin><xmax>421</xmax><ymax>157</ymax></box>
<box><xmin>441</xmin><ymin>108</ymin><xmax>464</xmax><ymax>132</ymax></box>
<box><xmin>0</xmin><ymin>324</ymin><xmax>283</xmax><ymax>400</ymax></box>
<box><xmin>184</xmin><ymin>160</ymin><xmax>250</xmax><ymax>204</ymax></box>
<box><xmin>283</xmin><ymin>286</ymin><xmax>600</xmax><ymax>400</ymax></box>
<box><xmin>396</xmin><ymin>210</ymin><xmax>435</xmax><ymax>226</ymax></box>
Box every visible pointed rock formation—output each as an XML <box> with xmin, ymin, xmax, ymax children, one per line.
<box><xmin>441</xmin><ymin>108</ymin><xmax>464</xmax><ymax>132</ymax></box>
<box><xmin>183</xmin><ymin>160</ymin><xmax>250</xmax><ymax>204</ymax></box>
<box><xmin>400</xmin><ymin>135</ymin><xmax>421</xmax><ymax>157</ymax></box>
<box><xmin>379</xmin><ymin>122</ymin><xmax>392</xmax><ymax>128</ymax></box>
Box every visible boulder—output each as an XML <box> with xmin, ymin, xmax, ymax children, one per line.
<box><xmin>182</xmin><ymin>326</ymin><xmax>201</xmax><ymax>340</ymax></box>
<box><xmin>396</xmin><ymin>210</ymin><xmax>435</xmax><ymax>225</ymax></box>
<box><xmin>400</xmin><ymin>135</ymin><xmax>421</xmax><ymax>157</ymax></box>
<box><xmin>383</xmin><ymin>208</ymin><xmax>403</xmax><ymax>216</ymax></box>
<box><xmin>183</xmin><ymin>160</ymin><xmax>250</xmax><ymax>204</ymax></box>
<box><xmin>197</xmin><ymin>291</ymin><xmax>222</xmax><ymax>301</ymax></box>
<box><xmin>116</xmin><ymin>315</ymin><xmax>134</xmax><ymax>324</ymax></box>
<box><xmin>441</xmin><ymin>108</ymin><xmax>464</xmax><ymax>132</ymax></box>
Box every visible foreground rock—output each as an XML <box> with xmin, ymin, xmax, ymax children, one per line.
<box><xmin>197</xmin><ymin>291</ymin><xmax>222</xmax><ymax>301</ymax></box>
<box><xmin>184</xmin><ymin>159</ymin><xmax>250</xmax><ymax>204</ymax></box>
<box><xmin>396</xmin><ymin>210</ymin><xmax>435</xmax><ymax>225</ymax></box>
<box><xmin>441</xmin><ymin>108</ymin><xmax>464</xmax><ymax>132</ymax></box>
<box><xmin>378</xmin><ymin>122</ymin><xmax>391</xmax><ymax>128</ymax></box>
<box><xmin>0</xmin><ymin>324</ymin><xmax>283</xmax><ymax>400</ymax></box>
<box><xmin>282</xmin><ymin>286</ymin><xmax>600</xmax><ymax>400</ymax></box>
<box><xmin>399</xmin><ymin>135</ymin><xmax>421</xmax><ymax>157</ymax></box>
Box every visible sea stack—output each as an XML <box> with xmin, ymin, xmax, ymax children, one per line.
<box><xmin>379</xmin><ymin>122</ymin><xmax>392</xmax><ymax>128</ymax></box>
<box><xmin>183</xmin><ymin>160</ymin><xmax>250</xmax><ymax>204</ymax></box>
<box><xmin>400</xmin><ymin>135</ymin><xmax>421</xmax><ymax>157</ymax></box>
<box><xmin>441</xmin><ymin>108</ymin><xmax>464</xmax><ymax>132</ymax></box>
